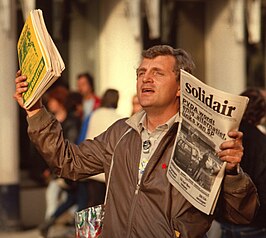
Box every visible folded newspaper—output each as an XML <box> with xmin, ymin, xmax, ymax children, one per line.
<box><xmin>167</xmin><ymin>70</ymin><xmax>249</xmax><ymax>215</ymax></box>
<box><xmin>17</xmin><ymin>9</ymin><xmax>65</xmax><ymax>109</ymax></box>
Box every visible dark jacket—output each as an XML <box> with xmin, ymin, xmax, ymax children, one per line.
<box><xmin>27</xmin><ymin>108</ymin><xmax>259</xmax><ymax>238</ymax></box>
<box><xmin>239</xmin><ymin>121</ymin><xmax>266</xmax><ymax>228</ymax></box>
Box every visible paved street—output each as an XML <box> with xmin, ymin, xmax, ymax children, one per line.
<box><xmin>0</xmin><ymin>225</ymin><xmax>75</xmax><ymax>238</ymax></box>
<box><xmin>0</xmin><ymin>173</ymin><xmax>75</xmax><ymax>238</ymax></box>
<box><xmin>0</xmin><ymin>228</ymin><xmax>40</xmax><ymax>238</ymax></box>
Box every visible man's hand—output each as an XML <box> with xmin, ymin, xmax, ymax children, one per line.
<box><xmin>13</xmin><ymin>70</ymin><xmax>28</xmax><ymax>108</ymax></box>
<box><xmin>217</xmin><ymin>130</ymin><xmax>243</xmax><ymax>173</ymax></box>
<box><xmin>13</xmin><ymin>70</ymin><xmax>42</xmax><ymax>116</ymax></box>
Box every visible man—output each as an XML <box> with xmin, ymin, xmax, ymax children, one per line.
<box><xmin>14</xmin><ymin>45</ymin><xmax>259</xmax><ymax>238</ymax></box>
<box><xmin>76</xmin><ymin>72</ymin><xmax>101</xmax><ymax>143</ymax></box>
<box><xmin>76</xmin><ymin>72</ymin><xmax>101</xmax><ymax>119</ymax></box>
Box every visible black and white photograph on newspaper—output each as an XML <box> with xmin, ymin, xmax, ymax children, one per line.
<box><xmin>173</xmin><ymin>120</ymin><xmax>223</xmax><ymax>192</ymax></box>
<box><xmin>167</xmin><ymin>70</ymin><xmax>249</xmax><ymax>215</ymax></box>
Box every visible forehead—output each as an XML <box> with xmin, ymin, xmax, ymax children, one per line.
<box><xmin>77</xmin><ymin>77</ymin><xmax>90</xmax><ymax>86</ymax></box>
<box><xmin>78</xmin><ymin>76</ymin><xmax>87</xmax><ymax>82</ymax></box>
<box><xmin>138</xmin><ymin>55</ymin><xmax>176</xmax><ymax>71</ymax></box>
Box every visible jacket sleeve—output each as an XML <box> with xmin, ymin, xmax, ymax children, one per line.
<box><xmin>26</xmin><ymin>107</ymin><xmax>114</xmax><ymax>181</ymax></box>
<box><xmin>219</xmin><ymin>169</ymin><xmax>259</xmax><ymax>224</ymax></box>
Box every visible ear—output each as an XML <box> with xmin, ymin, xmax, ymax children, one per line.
<box><xmin>176</xmin><ymin>86</ymin><xmax>181</xmax><ymax>97</ymax></box>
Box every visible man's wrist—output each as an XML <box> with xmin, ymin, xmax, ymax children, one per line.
<box><xmin>27</xmin><ymin>107</ymin><xmax>42</xmax><ymax>117</ymax></box>
<box><xmin>226</xmin><ymin>163</ymin><xmax>240</xmax><ymax>175</ymax></box>
<box><xmin>26</xmin><ymin>100</ymin><xmax>43</xmax><ymax>117</ymax></box>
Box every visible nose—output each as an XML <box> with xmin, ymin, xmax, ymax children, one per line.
<box><xmin>142</xmin><ymin>71</ymin><xmax>154</xmax><ymax>83</ymax></box>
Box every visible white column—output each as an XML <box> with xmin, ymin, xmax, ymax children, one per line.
<box><xmin>69</xmin><ymin>0</ymin><xmax>141</xmax><ymax>117</ymax></box>
<box><xmin>98</xmin><ymin>0</ymin><xmax>142</xmax><ymax>117</ymax></box>
<box><xmin>0</xmin><ymin>0</ymin><xmax>20</xmax><ymax>230</ymax></box>
<box><xmin>205</xmin><ymin>0</ymin><xmax>246</xmax><ymax>95</ymax></box>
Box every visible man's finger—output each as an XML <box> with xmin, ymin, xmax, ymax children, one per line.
<box><xmin>228</xmin><ymin>130</ymin><xmax>243</xmax><ymax>139</ymax></box>
<box><xmin>15</xmin><ymin>70</ymin><xmax>21</xmax><ymax>77</ymax></box>
<box><xmin>15</xmin><ymin>75</ymin><xmax>27</xmax><ymax>84</ymax></box>
<box><xmin>16</xmin><ymin>81</ymin><xmax>28</xmax><ymax>90</ymax></box>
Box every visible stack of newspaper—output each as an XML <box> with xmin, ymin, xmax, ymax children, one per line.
<box><xmin>17</xmin><ymin>9</ymin><xmax>65</xmax><ymax>109</ymax></box>
<box><xmin>167</xmin><ymin>70</ymin><xmax>249</xmax><ymax>215</ymax></box>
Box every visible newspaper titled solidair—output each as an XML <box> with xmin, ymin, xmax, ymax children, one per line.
<box><xmin>167</xmin><ymin>70</ymin><xmax>249</xmax><ymax>215</ymax></box>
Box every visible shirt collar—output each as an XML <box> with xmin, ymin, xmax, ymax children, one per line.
<box><xmin>126</xmin><ymin>109</ymin><xmax>180</xmax><ymax>134</ymax></box>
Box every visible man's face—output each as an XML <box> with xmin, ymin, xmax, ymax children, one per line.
<box><xmin>136</xmin><ymin>55</ymin><xmax>180</xmax><ymax>113</ymax></box>
<box><xmin>77</xmin><ymin>76</ymin><xmax>92</xmax><ymax>97</ymax></box>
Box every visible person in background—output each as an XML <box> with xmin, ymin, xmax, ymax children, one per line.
<box><xmin>14</xmin><ymin>45</ymin><xmax>259</xmax><ymax>238</ymax></box>
<box><xmin>76</xmin><ymin>72</ymin><xmax>101</xmax><ymax>144</ymax></box>
<box><xmin>131</xmin><ymin>94</ymin><xmax>142</xmax><ymax>115</ymax></box>
<box><xmin>218</xmin><ymin>88</ymin><xmax>266</xmax><ymax>238</ymax></box>
<box><xmin>38</xmin><ymin>86</ymin><xmax>81</xmax><ymax>238</ymax></box>
<box><xmin>65</xmin><ymin>90</ymin><xmax>91</xmax><ymax>230</ymax></box>
<box><xmin>86</xmin><ymin>88</ymin><xmax>122</xmax><ymax>139</ymax></box>
<box><xmin>75</xmin><ymin>75</ymin><xmax>102</xmax><ymax>208</ymax></box>
<box><xmin>65</xmin><ymin>91</ymin><xmax>83</xmax><ymax>129</ymax></box>
<box><xmin>41</xmin><ymin>86</ymin><xmax>72</xmax><ymax>220</ymax></box>
<box><xmin>85</xmin><ymin>89</ymin><xmax>122</xmax><ymax>205</ymax></box>
<box><xmin>257</xmin><ymin>89</ymin><xmax>266</xmax><ymax>134</ymax></box>
<box><xmin>46</xmin><ymin>86</ymin><xmax>80</xmax><ymax>142</ymax></box>
<box><xmin>76</xmin><ymin>72</ymin><xmax>101</xmax><ymax>119</ymax></box>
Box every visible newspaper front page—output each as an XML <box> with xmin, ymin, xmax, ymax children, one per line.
<box><xmin>167</xmin><ymin>70</ymin><xmax>249</xmax><ymax>215</ymax></box>
<box><xmin>17</xmin><ymin>9</ymin><xmax>49</xmax><ymax>106</ymax></box>
<box><xmin>17</xmin><ymin>9</ymin><xmax>65</xmax><ymax>109</ymax></box>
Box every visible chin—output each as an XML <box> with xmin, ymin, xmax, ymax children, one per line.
<box><xmin>141</xmin><ymin>105</ymin><xmax>152</xmax><ymax>110</ymax></box>
<box><xmin>139</xmin><ymin>100</ymin><xmax>152</xmax><ymax>107</ymax></box>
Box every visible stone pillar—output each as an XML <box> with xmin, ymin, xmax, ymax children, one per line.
<box><xmin>205</xmin><ymin>0</ymin><xmax>246</xmax><ymax>94</ymax></box>
<box><xmin>69</xmin><ymin>0</ymin><xmax>141</xmax><ymax>117</ymax></box>
<box><xmin>0</xmin><ymin>0</ymin><xmax>20</xmax><ymax>230</ymax></box>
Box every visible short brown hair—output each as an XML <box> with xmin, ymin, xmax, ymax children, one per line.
<box><xmin>101</xmin><ymin>89</ymin><xmax>119</xmax><ymax>109</ymax></box>
<box><xmin>77</xmin><ymin>72</ymin><xmax>95</xmax><ymax>92</ymax></box>
<box><xmin>47</xmin><ymin>86</ymin><xmax>69</xmax><ymax>107</ymax></box>
<box><xmin>141</xmin><ymin>45</ymin><xmax>195</xmax><ymax>79</ymax></box>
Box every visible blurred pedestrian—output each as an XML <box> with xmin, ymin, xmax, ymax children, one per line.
<box><xmin>86</xmin><ymin>88</ymin><xmax>122</xmax><ymax>139</ymax></box>
<box><xmin>131</xmin><ymin>94</ymin><xmax>142</xmax><ymax>115</ymax></box>
<box><xmin>76</xmin><ymin>72</ymin><xmax>101</xmax><ymax>144</ymax></box>
<box><xmin>39</xmin><ymin>86</ymin><xmax>81</xmax><ymax>238</ymax></box>
<box><xmin>85</xmin><ymin>89</ymin><xmax>122</xmax><ymax>205</ymax></box>
<box><xmin>218</xmin><ymin>88</ymin><xmax>266</xmax><ymax>238</ymax></box>
<box><xmin>66</xmin><ymin>91</ymin><xmax>83</xmax><ymax>129</ymax></box>
<box><xmin>76</xmin><ymin>72</ymin><xmax>101</xmax><ymax>119</ymax></box>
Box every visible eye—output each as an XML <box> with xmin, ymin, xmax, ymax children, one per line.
<box><xmin>137</xmin><ymin>71</ymin><xmax>145</xmax><ymax>78</ymax></box>
<box><xmin>153</xmin><ymin>71</ymin><xmax>164</xmax><ymax>76</ymax></box>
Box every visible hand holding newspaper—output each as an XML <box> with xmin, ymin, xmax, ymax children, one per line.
<box><xmin>167</xmin><ymin>70</ymin><xmax>249</xmax><ymax>215</ymax></box>
<box><xmin>17</xmin><ymin>9</ymin><xmax>65</xmax><ymax>109</ymax></box>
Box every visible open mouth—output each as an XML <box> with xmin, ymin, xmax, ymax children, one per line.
<box><xmin>142</xmin><ymin>88</ymin><xmax>154</xmax><ymax>93</ymax></box>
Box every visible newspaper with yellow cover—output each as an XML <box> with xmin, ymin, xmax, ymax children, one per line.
<box><xmin>17</xmin><ymin>9</ymin><xmax>65</xmax><ymax>109</ymax></box>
